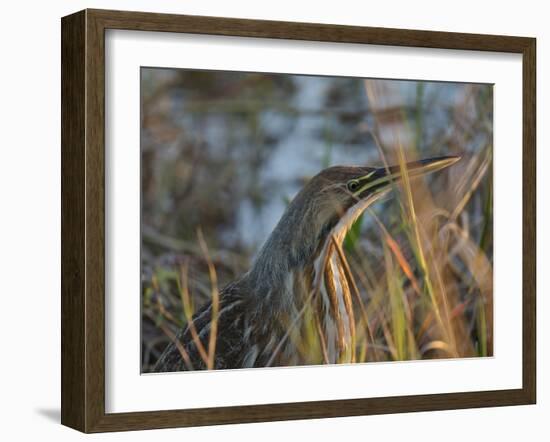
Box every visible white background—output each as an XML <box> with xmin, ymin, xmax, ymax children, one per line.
<box><xmin>106</xmin><ymin>30</ymin><xmax>523</xmax><ymax>413</ymax></box>
<box><xmin>0</xmin><ymin>0</ymin><xmax>547</xmax><ymax>440</ymax></box>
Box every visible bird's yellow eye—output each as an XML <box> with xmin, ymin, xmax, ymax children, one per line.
<box><xmin>347</xmin><ymin>180</ymin><xmax>360</xmax><ymax>192</ymax></box>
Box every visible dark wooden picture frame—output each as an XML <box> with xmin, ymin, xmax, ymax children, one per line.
<box><xmin>61</xmin><ymin>9</ymin><xmax>536</xmax><ymax>433</ymax></box>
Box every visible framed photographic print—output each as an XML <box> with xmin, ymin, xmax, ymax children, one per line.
<box><xmin>61</xmin><ymin>9</ymin><xmax>536</xmax><ymax>433</ymax></box>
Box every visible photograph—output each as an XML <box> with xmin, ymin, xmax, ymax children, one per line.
<box><xmin>140</xmin><ymin>68</ymin><xmax>494</xmax><ymax>373</ymax></box>
<box><xmin>0</xmin><ymin>0</ymin><xmax>542</xmax><ymax>438</ymax></box>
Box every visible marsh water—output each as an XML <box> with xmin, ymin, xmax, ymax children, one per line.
<box><xmin>141</xmin><ymin>68</ymin><xmax>491</xmax><ymax>257</ymax></box>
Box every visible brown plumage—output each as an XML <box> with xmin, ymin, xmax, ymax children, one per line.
<box><xmin>154</xmin><ymin>156</ymin><xmax>460</xmax><ymax>372</ymax></box>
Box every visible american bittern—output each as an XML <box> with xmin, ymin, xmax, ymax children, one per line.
<box><xmin>154</xmin><ymin>156</ymin><xmax>460</xmax><ymax>371</ymax></box>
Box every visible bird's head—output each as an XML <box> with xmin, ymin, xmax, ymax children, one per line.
<box><xmin>287</xmin><ymin>155</ymin><xmax>461</xmax><ymax>249</ymax></box>
<box><xmin>249</xmin><ymin>155</ymin><xmax>460</xmax><ymax>293</ymax></box>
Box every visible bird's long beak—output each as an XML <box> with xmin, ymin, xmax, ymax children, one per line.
<box><xmin>355</xmin><ymin>155</ymin><xmax>461</xmax><ymax>196</ymax></box>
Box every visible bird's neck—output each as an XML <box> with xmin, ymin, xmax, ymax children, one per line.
<box><xmin>242</xmin><ymin>198</ymin><xmax>372</xmax><ymax>364</ymax></box>
<box><xmin>245</xmin><ymin>203</ymin><xmax>335</xmax><ymax>310</ymax></box>
<box><xmin>246</xmin><ymin>197</ymin><xmax>370</xmax><ymax>302</ymax></box>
